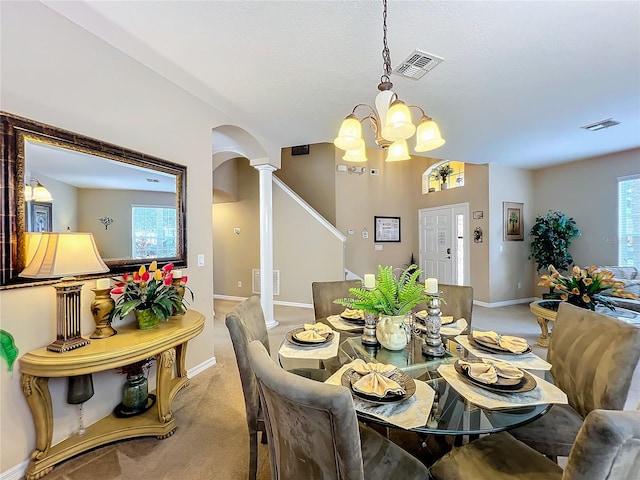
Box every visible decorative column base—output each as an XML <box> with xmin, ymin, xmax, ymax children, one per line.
<box><xmin>421</xmin><ymin>292</ymin><xmax>446</xmax><ymax>357</ymax></box>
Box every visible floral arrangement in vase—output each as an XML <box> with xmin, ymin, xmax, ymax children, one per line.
<box><xmin>111</xmin><ymin>261</ymin><xmax>193</xmax><ymax>329</ymax></box>
<box><xmin>538</xmin><ymin>265</ymin><xmax>638</xmax><ymax>311</ymax></box>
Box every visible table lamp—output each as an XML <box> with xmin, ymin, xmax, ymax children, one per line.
<box><xmin>19</xmin><ymin>232</ymin><xmax>109</xmax><ymax>352</ymax></box>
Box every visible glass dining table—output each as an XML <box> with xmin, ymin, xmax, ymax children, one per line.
<box><xmin>332</xmin><ymin>329</ymin><xmax>553</xmax><ymax>437</ymax></box>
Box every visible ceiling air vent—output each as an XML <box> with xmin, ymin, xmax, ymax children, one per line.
<box><xmin>393</xmin><ymin>49</ymin><xmax>444</xmax><ymax>80</ymax></box>
<box><xmin>581</xmin><ymin>118</ymin><xmax>620</xmax><ymax>132</ymax></box>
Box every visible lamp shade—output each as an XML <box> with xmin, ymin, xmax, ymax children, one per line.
<box><xmin>24</xmin><ymin>232</ymin><xmax>43</xmax><ymax>266</ymax></box>
<box><xmin>342</xmin><ymin>143</ymin><xmax>368</xmax><ymax>163</ymax></box>
<box><xmin>415</xmin><ymin>118</ymin><xmax>446</xmax><ymax>152</ymax></box>
<box><xmin>385</xmin><ymin>139</ymin><xmax>411</xmax><ymax>162</ymax></box>
<box><xmin>334</xmin><ymin>114</ymin><xmax>364</xmax><ymax>151</ymax></box>
<box><xmin>19</xmin><ymin>232</ymin><xmax>108</xmax><ymax>279</ymax></box>
<box><xmin>383</xmin><ymin>100</ymin><xmax>416</xmax><ymax>141</ymax></box>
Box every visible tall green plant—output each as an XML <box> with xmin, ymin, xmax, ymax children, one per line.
<box><xmin>529</xmin><ymin>210</ymin><xmax>580</xmax><ymax>273</ymax></box>
<box><xmin>334</xmin><ymin>265</ymin><xmax>430</xmax><ymax>315</ymax></box>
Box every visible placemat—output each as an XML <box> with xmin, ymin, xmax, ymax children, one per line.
<box><xmin>278</xmin><ymin>330</ymin><xmax>340</xmax><ymax>360</ymax></box>
<box><xmin>437</xmin><ymin>363</ymin><xmax>567</xmax><ymax>410</ymax></box>
<box><xmin>440</xmin><ymin>318</ymin><xmax>468</xmax><ymax>336</ymax></box>
<box><xmin>326</xmin><ymin>315</ymin><xmax>364</xmax><ymax>332</ymax></box>
<box><xmin>326</xmin><ymin>362</ymin><xmax>434</xmax><ymax>430</ymax></box>
<box><xmin>455</xmin><ymin>335</ymin><xmax>551</xmax><ymax>371</ymax></box>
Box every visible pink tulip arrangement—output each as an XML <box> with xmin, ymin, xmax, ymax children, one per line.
<box><xmin>538</xmin><ymin>265</ymin><xmax>638</xmax><ymax>311</ymax></box>
<box><xmin>111</xmin><ymin>261</ymin><xmax>192</xmax><ymax>321</ymax></box>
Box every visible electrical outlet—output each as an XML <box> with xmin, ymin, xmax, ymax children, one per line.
<box><xmin>237</xmin><ymin>281</ymin><xmax>242</xmax><ymax>287</ymax></box>
<box><xmin>374</xmin><ymin>244</ymin><xmax>383</xmax><ymax>251</ymax></box>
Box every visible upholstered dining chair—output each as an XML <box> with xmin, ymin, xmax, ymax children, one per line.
<box><xmin>224</xmin><ymin>296</ymin><xmax>270</xmax><ymax>480</ymax></box>
<box><xmin>311</xmin><ymin>279</ymin><xmax>362</xmax><ymax>319</ymax></box>
<box><xmin>246</xmin><ymin>340</ymin><xmax>430</xmax><ymax>480</ymax></box>
<box><xmin>509</xmin><ymin>302</ymin><xmax>640</xmax><ymax>461</ymax></box>
<box><xmin>429</xmin><ymin>409</ymin><xmax>640</xmax><ymax>480</ymax></box>
<box><xmin>415</xmin><ymin>284</ymin><xmax>473</xmax><ymax>335</ymax></box>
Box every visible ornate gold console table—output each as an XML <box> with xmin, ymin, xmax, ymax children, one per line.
<box><xmin>19</xmin><ymin>310</ymin><xmax>205</xmax><ymax>480</ymax></box>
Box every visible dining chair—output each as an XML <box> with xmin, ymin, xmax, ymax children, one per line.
<box><xmin>415</xmin><ymin>284</ymin><xmax>473</xmax><ymax>335</ymax></box>
<box><xmin>429</xmin><ymin>409</ymin><xmax>640</xmax><ymax>480</ymax></box>
<box><xmin>246</xmin><ymin>340</ymin><xmax>430</xmax><ymax>480</ymax></box>
<box><xmin>311</xmin><ymin>279</ymin><xmax>362</xmax><ymax>319</ymax></box>
<box><xmin>224</xmin><ymin>296</ymin><xmax>270</xmax><ymax>480</ymax></box>
<box><xmin>509</xmin><ymin>302</ymin><xmax>640</xmax><ymax>461</ymax></box>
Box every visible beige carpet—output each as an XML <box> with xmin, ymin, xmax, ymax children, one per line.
<box><xmin>42</xmin><ymin>300</ymin><xmax>640</xmax><ymax>479</ymax></box>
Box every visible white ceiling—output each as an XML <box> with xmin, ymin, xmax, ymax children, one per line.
<box><xmin>44</xmin><ymin>0</ymin><xmax>640</xmax><ymax>169</ymax></box>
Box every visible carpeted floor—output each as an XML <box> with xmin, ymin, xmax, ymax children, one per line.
<box><xmin>42</xmin><ymin>300</ymin><xmax>639</xmax><ymax>479</ymax></box>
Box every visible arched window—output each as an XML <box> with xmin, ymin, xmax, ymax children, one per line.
<box><xmin>422</xmin><ymin>160</ymin><xmax>465</xmax><ymax>194</ymax></box>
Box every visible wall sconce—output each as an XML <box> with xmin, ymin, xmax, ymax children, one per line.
<box><xmin>474</xmin><ymin>227</ymin><xmax>483</xmax><ymax>243</ymax></box>
<box><xmin>99</xmin><ymin>217</ymin><xmax>114</xmax><ymax>230</ymax></box>
<box><xmin>24</xmin><ymin>178</ymin><xmax>53</xmax><ymax>202</ymax></box>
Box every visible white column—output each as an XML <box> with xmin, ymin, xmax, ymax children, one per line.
<box><xmin>255</xmin><ymin>164</ymin><xmax>278</xmax><ymax>329</ymax></box>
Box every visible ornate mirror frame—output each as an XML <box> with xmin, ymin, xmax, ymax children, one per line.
<box><xmin>0</xmin><ymin>112</ymin><xmax>187</xmax><ymax>288</ymax></box>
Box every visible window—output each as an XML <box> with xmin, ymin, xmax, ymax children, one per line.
<box><xmin>618</xmin><ymin>175</ymin><xmax>640</xmax><ymax>266</ymax></box>
<box><xmin>422</xmin><ymin>160</ymin><xmax>465</xmax><ymax>194</ymax></box>
<box><xmin>132</xmin><ymin>206</ymin><xmax>177</xmax><ymax>259</ymax></box>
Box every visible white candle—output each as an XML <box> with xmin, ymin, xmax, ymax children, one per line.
<box><xmin>364</xmin><ymin>274</ymin><xmax>375</xmax><ymax>288</ymax></box>
<box><xmin>173</xmin><ymin>270</ymin><xmax>183</xmax><ymax>279</ymax></box>
<box><xmin>425</xmin><ymin>278</ymin><xmax>438</xmax><ymax>294</ymax></box>
<box><xmin>96</xmin><ymin>278</ymin><xmax>110</xmax><ymax>290</ymax></box>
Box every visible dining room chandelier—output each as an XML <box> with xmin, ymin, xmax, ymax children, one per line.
<box><xmin>334</xmin><ymin>0</ymin><xmax>446</xmax><ymax>163</ymax></box>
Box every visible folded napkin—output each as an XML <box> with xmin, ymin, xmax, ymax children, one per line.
<box><xmin>484</xmin><ymin>358</ymin><xmax>524</xmax><ymax>379</ymax></box>
<box><xmin>342</xmin><ymin>308</ymin><xmax>365</xmax><ymax>320</ymax></box>
<box><xmin>458</xmin><ymin>360</ymin><xmax>498</xmax><ymax>384</ymax></box>
<box><xmin>294</xmin><ymin>329</ymin><xmax>326</xmax><ymax>343</ymax></box>
<box><xmin>472</xmin><ymin>330</ymin><xmax>529</xmax><ymax>353</ymax></box>
<box><xmin>415</xmin><ymin>311</ymin><xmax>454</xmax><ymax>325</ymax></box>
<box><xmin>303</xmin><ymin>322</ymin><xmax>332</xmax><ymax>335</ymax></box>
<box><xmin>349</xmin><ymin>359</ymin><xmax>405</xmax><ymax>398</ymax></box>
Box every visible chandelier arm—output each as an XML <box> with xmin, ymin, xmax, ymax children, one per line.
<box><xmin>407</xmin><ymin>105</ymin><xmax>432</xmax><ymax>121</ymax></box>
<box><xmin>351</xmin><ymin>103</ymin><xmax>378</xmax><ymax>119</ymax></box>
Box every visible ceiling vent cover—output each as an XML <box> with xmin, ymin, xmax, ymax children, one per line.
<box><xmin>393</xmin><ymin>50</ymin><xmax>444</xmax><ymax>80</ymax></box>
<box><xmin>581</xmin><ymin>118</ymin><xmax>620</xmax><ymax>131</ymax></box>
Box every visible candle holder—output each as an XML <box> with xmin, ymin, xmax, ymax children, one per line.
<box><xmin>170</xmin><ymin>277</ymin><xmax>186</xmax><ymax>318</ymax></box>
<box><xmin>90</xmin><ymin>288</ymin><xmax>117</xmax><ymax>339</ymax></box>
<box><xmin>361</xmin><ymin>311</ymin><xmax>379</xmax><ymax>346</ymax></box>
<box><xmin>421</xmin><ymin>291</ymin><xmax>446</xmax><ymax>357</ymax></box>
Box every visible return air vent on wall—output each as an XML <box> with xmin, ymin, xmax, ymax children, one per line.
<box><xmin>581</xmin><ymin>118</ymin><xmax>620</xmax><ymax>131</ymax></box>
<box><xmin>393</xmin><ymin>50</ymin><xmax>444</xmax><ymax>80</ymax></box>
<box><xmin>252</xmin><ymin>268</ymin><xmax>280</xmax><ymax>296</ymax></box>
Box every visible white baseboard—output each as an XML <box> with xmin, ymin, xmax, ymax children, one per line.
<box><xmin>474</xmin><ymin>297</ymin><xmax>535</xmax><ymax>308</ymax></box>
<box><xmin>214</xmin><ymin>294</ymin><xmax>248</xmax><ymax>302</ymax></box>
<box><xmin>1</xmin><ymin>460</ymin><xmax>28</xmax><ymax>480</ymax></box>
<box><xmin>187</xmin><ymin>356</ymin><xmax>217</xmax><ymax>378</ymax></box>
<box><xmin>213</xmin><ymin>294</ymin><xmax>312</xmax><ymax>310</ymax></box>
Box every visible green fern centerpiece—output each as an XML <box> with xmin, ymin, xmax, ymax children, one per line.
<box><xmin>334</xmin><ymin>265</ymin><xmax>431</xmax><ymax>315</ymax></box>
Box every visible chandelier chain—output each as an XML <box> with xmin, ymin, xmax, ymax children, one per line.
<box><xmin>381</xmin><ymin>0</ymin><xmax>392</xmax><ymax>83</ymax></box>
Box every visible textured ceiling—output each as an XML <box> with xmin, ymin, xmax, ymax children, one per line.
<box><xmin>45</xmin><ymin>0</ymin><xmax>640</xmax><ymax>169</ymax></box>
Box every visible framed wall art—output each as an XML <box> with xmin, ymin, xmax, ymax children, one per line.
<box><xmin>29</xmin><ymin>202</ymin><xmax>53</xmax><ymax>232</ymax></box>
<box><xmin>374</xmin><ymin>216</ymin><xmax>401</xmax><ymax>242</ymax></box>
<box><xmin>472</xmin><ymin>210</ymin><xmax>484</xmax><ymax>220</ymax></box>
<box><xmin>503</xmin><ymin>202</ymin><xmax>524</xmax><ymax>241</ymax></box>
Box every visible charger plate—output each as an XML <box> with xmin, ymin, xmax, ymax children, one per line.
<box><xmin>285</xmin><ymin>328</ymin><xmax>334</xmax><ymax>347</ymax></box>
<box><xmin>467</xmin><ymin>333</ymin><xmax>531</xmax><ymax>355</ymax></box>
<box><xmin>341</xmin><ymin>368</ymin><xmax>416</xmax><ymax>404</ymax></box>
<box><xmin>454</xmin><ymin>360</ymin><xmax>536</xmax><ymax>394</ymax></box>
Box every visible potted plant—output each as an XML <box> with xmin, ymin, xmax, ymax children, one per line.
<box><xmin>538</xmin><ymin>265</ymin><xmax>639</xmax><ymax>311</ymax></box>
<box><xmin>111</xmin><ymin>261</ymin><xmax>193</xmax><ymax>329</ymax></box>
<box><xmin>433</xmin><ymin>164</ymin><xmax>454</xmax><ymax>190</ymax></box>
<box><xmin>334</xmin><ymin>265</ymin><xmax>432</xmax><ymax>350</ymax></box>
<box><xmin>529</xmin><ymin>210</ymin><xmax>580</xmax><ymax>298</ymax></box>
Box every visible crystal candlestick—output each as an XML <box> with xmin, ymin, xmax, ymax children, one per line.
<box><xmin>361</xmin><ymin>311</ymin><xmax>379</xmax><ymax>346</ymax></box>
<box><xmin>422</xmin><ymin>292</ymin><xmax>446</xmax><ymax>357</ymax></box>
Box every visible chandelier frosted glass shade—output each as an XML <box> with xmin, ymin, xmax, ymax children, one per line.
<box><xmin>342</xmin><ymin>143</ymin><xmax>368</xmax><ymax>163</ymax></box>
<box><xmin>24</xmin><ymin>179</ymin><xmax>53</xmax><ymax>202</ymax></box>
<box><xmin>383</xmin><ymin>100</ymin><xmax>416</xmax><ymax>141</ymax></box>
<box><xmin>334</xmin><ymin>114</ymin><xmax>365</xmax><ymax>151</ymax></box>
<box><xmin>385</xmin><ymin>139</ymin><xmax>411</xmax><ymax>162</ymax></box>
<box><xmin>415</xmin><ymin>117</ymin><xmax>446</xmax><ymax>152</ymax></box>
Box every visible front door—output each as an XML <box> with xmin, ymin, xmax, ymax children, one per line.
<box><xmin>419</xmin><ymin>207</ymin><xmax>453</xmax><ymax>284</ymax></box>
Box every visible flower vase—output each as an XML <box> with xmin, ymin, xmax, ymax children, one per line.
<box><xmin>122</xmin><ymin>373</ymin><xmax>148</xmax><ymax>411</ymax></box>
<box><xmin>135</xmin><ymin>308</ymin><xmax>160</xmax><ymax>330</ymax></box>
<box><xmin>376</xmin><ymin>314</ymin><xmax>409</xmax><ymax>351</ymax></box>
<box><xmin>170</xmin><ymin>278</ymin><xmax>186</xmax><ymax>318</ymax></box>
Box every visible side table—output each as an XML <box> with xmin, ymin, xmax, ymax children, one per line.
<box><xmin>19</xmin><ymin>310</ymin><xmax>205</xmax><ymax>480</ymax></box>
<box><xmin>529</xmin><ymin>300</ymin><xmax>560</xmax><ymax>347</ymax></box>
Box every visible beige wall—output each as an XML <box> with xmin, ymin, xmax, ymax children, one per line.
<box><xmin>488</xmin><ymin>165</ymin><xmax>536</xmax><ymax>303</ymax></box>
<box><xmin>212</xmin><ymin>159</ymin><xmax>345</xmax><ymax>304</ymax></box>
<box><xmin>335</xmin><ymin>148</ymin><xmax>416</xmax><ymax>277</ymax></box>
<box><xmin>1</xmin><ymin>2</ymin><xmax>224</xmax><ymax>471</ymax></box>
<box><xmin>532</xmin><ymin>148</ymin><xmax>640</xmax><ymax>269</ymax></box>
<box><xmin>278</xmin><ymin>143</ymin><xmax>337</xmax><ymax>225</ymax></box>
<box><xmin>213</xmin><ymin>157</ymin><xmax>238</xmax><ymax>203</ymax></box>
<box><xmin>77</xmin><ymin>189</ymin><xmax>175</xmax><ymax>259</ymax></box>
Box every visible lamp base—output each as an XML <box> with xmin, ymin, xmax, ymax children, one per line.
<box><xmin>47</xmin><ymin>336</ymin><xmax>90</xmax><ymax>353</ymax></box>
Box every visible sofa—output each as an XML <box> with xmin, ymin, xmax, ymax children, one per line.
<box><xmin>601</xmin><ymin>266</ymin><xmax>640</xmax><ymax>312</ymax></box>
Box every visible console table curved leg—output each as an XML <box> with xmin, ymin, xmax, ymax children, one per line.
<box><xmin>22</xmin><ymin>374</ymin><xmax>54</xmax><ymax>480</ymax></box>
<box><xmin>536</xmin><ymin>317</ymin><xmax>550</xmax><ymax>347</ymax></box>
<box><xmin>156</xmin><ymin>348</ymin><xmax>176</xmax><ymax>425</ymax></box>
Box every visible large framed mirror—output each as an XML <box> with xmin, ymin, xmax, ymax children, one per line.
<box><xmin>1</xmin><ymin>112</ymin><xmax>187</xmax><ymax>288</ymax></box>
